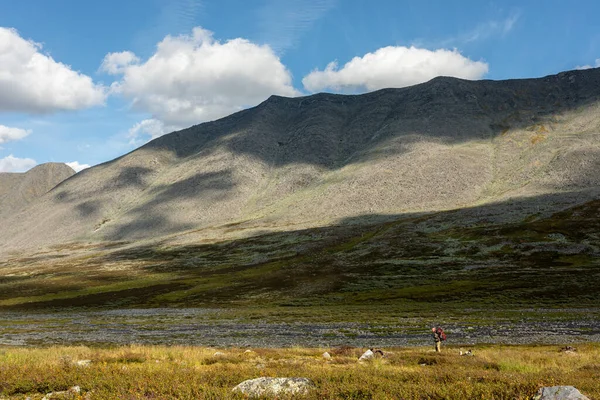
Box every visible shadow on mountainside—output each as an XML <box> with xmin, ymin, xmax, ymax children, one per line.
<box><xmin>140</xmin><ymin>68</ymin><xmax>600</xmax><ymax>169</ymax></box>
<box><xmin>4</xmin><ymin>68</ymin><xmax>599</xmax><ymax>255</ymax></box>
<box><xmin>2</xmin><ymin>189</ymin><xmax>599</xmax><ymax>310</ymax></box>
<box><xmin>103</xmin><ymin>169</ymin><xmax>235</xmax><ymax>240</ymax></box>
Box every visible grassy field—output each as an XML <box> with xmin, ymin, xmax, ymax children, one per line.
<box><xmin>0</xmin><ymin>344</ymin><xmax>598</xmax><ymax>399</ymax></box>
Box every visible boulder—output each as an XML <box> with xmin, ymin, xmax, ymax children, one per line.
<box><xmin>534</xmin><ymin>386</ymin><xmax>590</xmax><ymax>400</ymax></box>
<box><xmin>232</xmin><ymin>377</ymin><xmax>315</xmax><ymax>397</ymax></box>
<box><xmin>358</xmin><ymin>349</ymin><xmax>386</xmax><ymax>361</ymax></box>
<box><xmin>41</xmin><ymin>385</ymin><xmax>81</xmax><ymax>399</ymax></box>
<box><xmin>358</xmin><ymin>349</ymin><xmax>374</xmax><ymax>362</ymax></box>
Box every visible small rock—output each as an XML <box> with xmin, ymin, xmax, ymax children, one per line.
<box><xmin>232</xmin><ymin>377</ymin><xmax>315</xmax><ymax>397</ymax></box>
<box><xmin>534</xmin><ymin>386</ymin><xmax>590</xmax><ymax>400</ymax></box>
<box><xmin>322</xmin><ymin>351</ymin><xmax>332</xmax><ymax>359</ymax></box>
<box><xmin>358</xmin><ymin>349</ymin><xmax>374</xmax><ymax>362</ymax></box>
<box><xmin>213</xmin><ymin>351</ymin><xmax>227</xmax><ymax>358</ymax></box>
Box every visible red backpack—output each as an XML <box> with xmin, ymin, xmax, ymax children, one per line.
<box><xmin>437</xmin><ymin>328</ymin><xmax>446</xmax><ymax>341</ymax></box>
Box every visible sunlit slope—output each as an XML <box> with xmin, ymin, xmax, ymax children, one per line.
<box><xmin>0</xmin><ymin>162</ymin><xmax>74</xmax><ymax>218</ymax></box>
<box><xmin>1</xmin><ymin>68</ymin><xmax>599</xmax><ymax>253</ymax></box>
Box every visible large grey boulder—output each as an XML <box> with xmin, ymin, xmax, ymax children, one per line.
<box><xmin>41</xmin><ymin>385</ymin><xmax>81</xmax><ymax>399</ymax></box>
<box><xmin>232</xmin><ymin>377</ymin><xmax>315</xmax><ymax>397</ymax></box>
<box><xmin>534</xmin><ymin>386</ymin><xmax>590</xmax><ymax>400</ymax></box>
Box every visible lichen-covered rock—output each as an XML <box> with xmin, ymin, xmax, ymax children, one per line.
<box><xmin>41</xmin><ymin>385</ymin><xmax>81</xmax><ymax>399</ymax></box>
<box><xmin>232</xmin><ymin>377</ymin><xmax>315</xmax><ymax>397</ymax></box>
<box><xmin>534</xmin><ymin>386</ymin><xmax>590</xmax><ymax>400</ymax></box>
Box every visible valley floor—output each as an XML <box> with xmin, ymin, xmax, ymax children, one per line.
<box><xmin>1</xmin><ymin>307</ymin><xmax>600</xmax><ymax>348</ymax></box>
<box><xmin>0</xmin><ymin>344</ymin><xmax>598</xmax><ymax>399</ymax></box>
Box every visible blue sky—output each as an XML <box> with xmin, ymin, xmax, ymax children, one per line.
<box><xmin>0</xmin><ymin>0</ymin><xmax>598</xmax><ymax>172</ymax></box>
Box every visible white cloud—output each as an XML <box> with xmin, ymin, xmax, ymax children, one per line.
<box><xmin>411</xmin><ymin>12</ymin><xmax>521</xmax><ymax>50</ymax></box>
<box><xmin>0</xmin><ymin>124</ymin><xmax>31</xmax><ymax>144</ymax></box>
<box><xmin>100</xmin><ymin>51</ymin><xmax>140</xmax><ymax>75</ymax></box>
<box><xmin>0</xmin><ymin>154</ymin><xmax>36</xmax><ymax>172</ymax></box>
<box><xmin>0</xmin><ymin>27</ymin><xmax>106</xmax><ymax>113</ymax></box>
<box><xmin>302</xmin><ymin>46</ymin><xmax>489</xmax><ymax>93</ymax></box>
<box><xmin>454</xmin><ymin>13</ymin><xmax>520</xmax><ymax>45</ymax></box>
<box><xmin>576</xmin><ymin>59</ymin><xmax>600</xmax><ymax>70</ymax></box>
<box><xmin>106</xmin><ymin>27</ymin><xmax>299</xmax><ymax>126</ymax></box>
<box><xmin>257</xmin><ymin>0</ymin><xmax>337</xmax><ymax>53</ymax></box>
<box><xmin>128</xmin><ymin>118</ymin><xmax>181</xmax><ymax>145</ymax></box>
<box><xmin>66</xmin><ymin>161</ymin><xmax>90</xmax><ymax>172</ymax></box>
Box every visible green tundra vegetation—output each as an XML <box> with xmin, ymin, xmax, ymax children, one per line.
<box><xmin>0</xmin><ymin>344</ymin><xmax>598</xmax><ymax>399</ymax></box>
<box><xmin>0</xmin><ymin>197</ymin><xmax>599</xmax><ymax>317</ymax></box>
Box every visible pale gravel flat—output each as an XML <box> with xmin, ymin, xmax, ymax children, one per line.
<box><xmin>0</xmin><ymin>308</ymin><xmax>598</xmax><ymax>348</ymax></box>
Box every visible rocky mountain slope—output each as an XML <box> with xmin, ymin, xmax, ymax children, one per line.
<box><xmin>0</xmin><ymin>163</ymin><xmax>75</xmax><ymax>218</ymax></box>
<box><xmin>1</xmin><ymin>67</ymin><xmax>599</xmax><ymax>254</ymax></box>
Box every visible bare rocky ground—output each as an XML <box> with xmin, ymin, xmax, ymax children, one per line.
<box><xmin>1</xmin><ymin>308</ymin><xmax>599</xmax><ymax>348</ymax></box>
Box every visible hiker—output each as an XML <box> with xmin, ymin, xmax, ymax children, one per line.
<box><xmin>432</xmin><ymin>327</ymin><xmax>446</xmax><ymax>352</ymax></box>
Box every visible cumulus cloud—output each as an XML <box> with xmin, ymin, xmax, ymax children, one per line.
<box><xmin>302</xmin><ymin>46</ymin><xmax>489</xmax><ymax>93</ymax></box>
<box><xmin>105</xmin><ymin>27</ymin><xmax>299</xmax><ymax>125</ymax></box>
<box><xmin>0</xmin><ymin>154</ymin><xmax>36</xmax><ymax>172</ymax></box>
<box><xmin>100</xmin><ymin>51</ymin><xmax>140</xmax><ymax>75</ymax></box>
<box><xmin>576</xmin><ymin>59</ymin><xmax>600</xmax><ymax>70</ymax></box>
<box><xmin>0</xmin><ymin>27</ymin><xmax>106</xmax><ymax>113</ymax></box>
<box><xmin>128</xmin><ymin>118</ymin><xmax>181</xmax><ymax>144</ymax></box>
<box><xmin>66</xmin><ymin>161</ymin><xmax>90</xmax><ymax>172</ymax></box>
<box><xmin>0</xmin><ymin>124</ymin><xmax>31</xmax><ymax>144</ymax></box>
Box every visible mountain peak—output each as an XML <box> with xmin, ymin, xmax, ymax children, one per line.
<box><xmin>1</xmin><ymin>67</ymin><xmax>600</xmax><ymax>252</ymax></box>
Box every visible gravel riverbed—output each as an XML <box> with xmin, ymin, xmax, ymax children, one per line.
<box><xmin>1</xmin><ymin>308</ymin><xmax>599</xmax><ymax>347</ymax></box>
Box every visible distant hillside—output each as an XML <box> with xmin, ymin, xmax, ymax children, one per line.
<box><xmin>1</xmin><ymin>67</ymin><xmax>600</xmax><ymax>254</ymax></box>
<box><xmin>0</xmin><ymin>163</ymin><xmax>75</xmax><ymax>218</ymax></box>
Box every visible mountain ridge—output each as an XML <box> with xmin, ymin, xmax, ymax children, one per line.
<box><xmin>1</xmin><ymin>67</ymin><xmax>600</xmax><ymax>255</ymax></box>
<box><xmin>0</xmin><ymin>162</ymin><xmax>75</xmax><ymax>219</ymax></box>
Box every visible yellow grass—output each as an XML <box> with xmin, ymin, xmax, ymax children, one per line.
<box><xmin>0</xmin><ymin>344</ymin><xmax>599</xmax><ymax>399</ymax></box>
